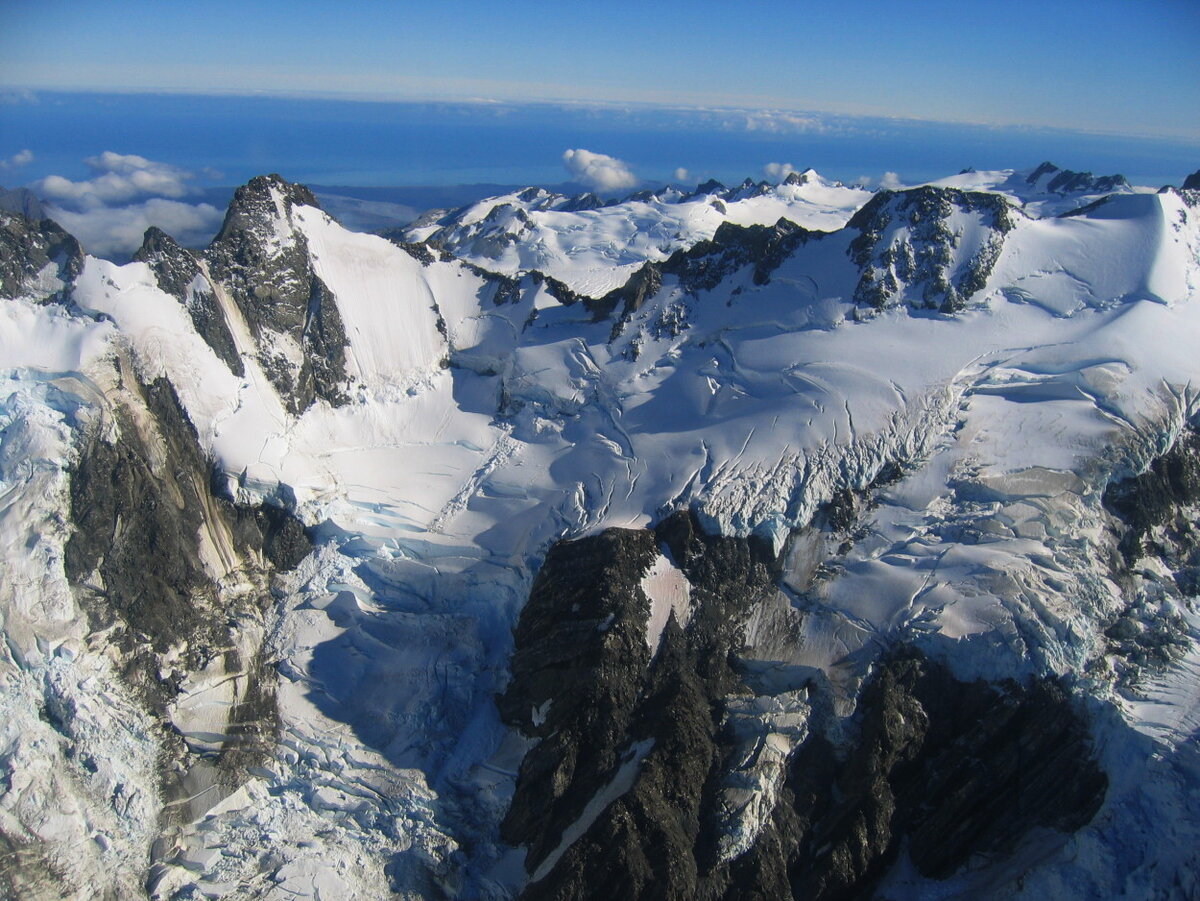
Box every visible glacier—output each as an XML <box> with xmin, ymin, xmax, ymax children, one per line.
<box><xmin>0</xmin><ymin>163</ymin><xmax>1198</xmax><ymax>899</ymax></box>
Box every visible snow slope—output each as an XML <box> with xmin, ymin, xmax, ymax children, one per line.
<box><xmin>926</xmin><ymin>159</ymin><xmax>1151</xmax><ymax>218</ymax></box>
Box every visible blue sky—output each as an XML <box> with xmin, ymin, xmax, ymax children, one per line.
<box><xmin>2</xmin><ymin>0</ymin><xmax>1197</xmax><ymax>260</ymax></box>
<box><xmin>2</xmin><ymin>0</ymin><xmax>1198</xmax><ymax>139</ymax></box>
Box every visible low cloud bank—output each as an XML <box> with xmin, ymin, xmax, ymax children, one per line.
<box><xmin>36</xmin><ymin>152</ymin><xmax>197</xmax><ymax>209</ymax></box>
<box><xmin>33</xmin><ymin>152</ymin><xmax>223</xmax><ymax>258</ymax></box>
<box><xmin>50</xmin><ymin>198</ymin><xmax>223</xmax><ymax>259</ymax></box>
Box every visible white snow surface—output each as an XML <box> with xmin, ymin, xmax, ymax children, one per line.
<box><xmin>640</xmin><ymin>552</ymin><xmax>693</xmax><ymax>654</ymax></box>
<box><xmin>2</xmin><ymin>175</ymin><xmax>1199</xmax><ymax>897</ymax></box>
<box><xmin>407</xmin><ymin>171</ymin><xmax>873</xmax><ymax>295</ymax></box>
<box><xmin>528</xmin><ymin>739</ymin><xmax>655</xmax><ymax>885</ymax></box>
<box><xmin>925</xmin><ymin>161</ymin><xmax>1155</xmax><ymax>218</ymax></box>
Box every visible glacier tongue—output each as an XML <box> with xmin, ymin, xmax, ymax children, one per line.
<box><xmin>1</xmin><ymin>173</ymin><xmax>1199</xmax><ymax>898</ymax></box>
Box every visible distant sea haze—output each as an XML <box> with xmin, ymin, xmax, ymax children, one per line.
<box><xmin>4</xmin><ymin>91</ymin><xmax>1197</xmax><ymax>192</ymax></box>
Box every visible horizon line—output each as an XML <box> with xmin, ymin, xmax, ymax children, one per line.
<box><xmin>5</xmin><ymin>83</ymin><xmax>1200</xmax><ymax>147</ymax></box>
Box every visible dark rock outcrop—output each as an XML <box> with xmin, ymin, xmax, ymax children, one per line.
<box><xmin>1026</xmin><ymin>161</ymin><xmax>1130</xmax><ymax>195</ymax></box>
<box><xmin>205</xmin><ymin>174</ymin><xmax>350</xmax><ymax>412</ymax></box>
<box><xmin>379</xmin><ymin>231</ymin><xmax>442</xmax><ymax>266</ymax></box>
<box><xmin>500</xmin><ymin>512</ymin><xmax>779</xmax><ymax>900</ymax></box>
<box><xmin>846</xmin><ymin>186</ymin><xmax>1017</xmax><ymax>312</ymax></box>
<box><xmin>586</xmin><ymin>263</ymin><xmax>663</xmax><ymax>330</ymax></box>
<box><xmin>782</xmin><ymin>652</ymin><xmax>1106</xmax><ymax>899</ymax></box>
<box><xmin>1104</xmin><ymin>427</ymin><xmax>1200</xmax><ymax>565</ymax></box>
<box><xmin>133</xmin><ymin>226</ymin><xmax>244</xmax><ymax>375</ymax></box>
<box><xmin>501</xmin><ymin>514</ymin><xmax>1107</xmax><ymax>900</ymax></box>
<box><xmin>0</xmin><ymin>210</ymin><xmax>84</xmax><ymax>304</ymax></box>
<box><xmin>65</xmin><ymin>369</ymin><xmax>309</xmax><ymax>778</ymax></box>
<box><xmin>661</xmin><ymin>217</ymin><xmax>817</xmax><ymax>294</ymax></box>
<box><xmin>1101</xmin><ymin>427</ymin><xmax>1200</xmax><ymax>678</ymax></box>
<box><xmin>1183</xmin><ymin>170</ymin><xmax>1200</xmax><ymax>192</ymax></box>
<box><xmin>686</xmin><ymin>179</ymin><xmax>727</xmax><ymax>200</ymax></box>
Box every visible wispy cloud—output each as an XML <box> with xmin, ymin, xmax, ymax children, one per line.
<box><xmin>738</xmin><ymin>111</ymin><xmax>830</xmax><ymax>134</ymax></box>
<box><xmin>0</xmin><ymin>89</ymin><xmax>38</xmax><ymax>105</ymax></box>
<box><xmin>879</xmin><ymin>171</ymin><xmax>904</xmax><ymax>190</ymax></box>
<box><xmin>764</xmin><ymin>162</ymin><xmax>796</xmax><ymax>183</ymax></box>
<box><xmin>0</xmin><ymin>149</ymin><xmax>34</xmax><ymax>171</ymax></box>
<box><xmin>562</xmin><ymin>148</ymin><xmax>638</xmax><ymax>192</ymax></box>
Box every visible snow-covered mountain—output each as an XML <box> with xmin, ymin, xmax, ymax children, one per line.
<box><xmin>1</xmin><ymin>164</ymin><xmax>1199</xmax><ymax>900</ymax></box>
<box><xmin>927</xmin><ymin>159</ymin><xmax>1149</xmax><ymax>217</ymax></box>
<box><xmin>402</xmin><ymin>169</ymin><xmax>873</xmax><ymax>296</ymax></box>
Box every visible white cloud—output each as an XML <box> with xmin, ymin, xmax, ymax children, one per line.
<box><xmin>33</xmin><ymin>151</ymin><xmax>222</xmax><ymax>258</ymax></box>
<box><xmin>0</xmin><ymin>149</ymin><xmax>34</xmax><ymax>170</ymax></box>
<box><xmin>562</xmin><ymin>148</ymin><xmax>638</xmax><ymax>192</ymax></box>
<box><xmin>35</xmin><ymin>151</ymin><xmax>195</xmax><ymax>210</ymax></box>
<box><xmin>739</xmin><ymin>111</ymin><xmax>830</xmax><ymax>135</ymax></box>
<box><xmin>764</xmin><ymin>162</ymin><xmax>796</xmax><ymax>183</ymax></box>
<box><xmin>47</xmin><ymin>197</ymin><xmax>224</xmax><ymax>259</ymax></box>
<box><xmin>674</xmin><ymin>167</ymin><xmax>690</xmax><ymax>183</ymax></box>
<box><xmin>853</xmin><ymin>175</ymin><xmax>872</xmax><ymax>188</ymax></box>
<box><xmin>880</xmin><ymin>171</ymin><xmax>904</xmax><ymax>190</ymax></box>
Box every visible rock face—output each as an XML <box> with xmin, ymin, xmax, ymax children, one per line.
<box><xmin>1025</xmin><ymin>161</ymin><xmax>1130</xmax><ymax>196</ymax></box>
<box><xmin>500</xmin><ymin>512</ymin><xmax>781</xmax><ymax>900</ymax></box>
<box><xmin>500</xmin><ymin>513</ymin><xmax>1107</xmax><ymax>900</ymax></box>
<box><xmin>65</xmin><ymin>369</ymin><xmax>309</xmax><ymax>762</ymax></box>
<box><xmin>0</xmin><ymin>209</ymin><xmax>84</xmax><ymax>303</ymax></box>
<box><xmin>1184</xmin><ymin>170</ymin><xmax>1200</xmax><ymax>192</ymax></box>
<box><xmin>660</xmin><ymin>218</ymin><xmax>817</xmax><ymax>295</ymax></box>
<box><xmin>779</xmin><ymin>653</ymin><xmax>1106</xmax><ymax>900</ymax></box>
<box><xmin>846</xmin><ymin>186</ymin><xmax>1017</xmax><ymax>312</ymax></box>
<box><xmin>133</xmin><ymin>226</ymin><xmax>244</xmax><ymax>376</ymax></box>
<box><xmin>205</xmin><ymin>174</ymin><xmax>350</xmax><ymax>412</ymax></box>
<box><xmin>1102</xmin><ymin>427</ymin><xmax>1200</xmax><ymax>679</ymax></box>
<box><xmin>0</xmin><ymin>185</ymin><xmax>48</xmax><ymax>220</ymax></box>
<box><xmin>63</xmin><ymin>362</ymin><xmax>311</xmax><ymax>825</ymax></box>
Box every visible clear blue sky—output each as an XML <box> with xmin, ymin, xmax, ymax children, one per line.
<box><xmin>1</xmin><ymin>0</ymin><xmax>1198</xmax><ymax>140</ymax></box>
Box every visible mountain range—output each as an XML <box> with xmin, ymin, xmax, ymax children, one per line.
<box><xmin>1</xmin><ymin>160</ymin><xmax>1198</xmax><ymax>900</ymax></box>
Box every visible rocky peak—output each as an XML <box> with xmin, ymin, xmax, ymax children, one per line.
<box><xmin>134</xmin><ymin>226</ymin><xmax>201</xmax><ymax>300</ymax></box>
<box><xmin>846</xmin><ymin>185</ymin><xmax>1018</xmax><ymax>312</ymax></box>
<box><xmin>688</xmin><ymin>178</ymin><xmax>726</xmax><ymax>199</ymax></box>
<box><xmin>215</xmin><ymin>173</ymin><xmax>320</xmax><ymax>236</ymax></box>
<box><xmin>134</xmin><ymin>226</ymin><xmax>244</xmax><ymax>376</ymax></box>
<box><xmin>558</xmin><ymin>191</ymin><xmax>605</xmax><ymax>212</ymax></box>
<box><xmin>1183</xmin><ymin>169</ymin><xmax>1200</xmax><ymax>191</ymax></box>
<box><xmin>1025</xmin><ymin>160</ymin><xmax>1130</xmax><ymax>196</ymax></box>
<box><xmin>205</xmin><ymin>174</ymin><xmax>349</xmax><ymax>412</ymax></box>
<box><xmin>659</xmin><ymin>216</ymin><xmax>818</xmax><ymax>296</ymax></box>
<box><xmin>0</xmin><ymin>185</ymin><xmax>48</xmax><ymax>220</ymax></box>
<box><xmin>0</xmin><ymin>208</ymin><xmax>84</xmax><ymax>304</ymax></box>
<box><xmin>516</xmin><ymin>186</ymin><xmax>548</xmax><ymax>203</ymax></box>
<box><xmin>783</xmin><ymin>170</ymin><xmax>814</xmax><ymax>186</ymax></box>
<box><xmin>730</xmin><ymin>178</ymin><xmax>773</xmax><ymax>200</ymax></box>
